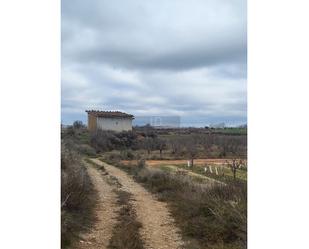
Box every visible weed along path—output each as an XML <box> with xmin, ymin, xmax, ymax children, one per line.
<box><xmin>77</xmin><ymin>162</ymin><xmax>119</xmax><ymax>249</ymax></box>
<box><xmin>90</xmin><ymin>158</ymin><xmax>185</xmax><ymax>249</ymax></box>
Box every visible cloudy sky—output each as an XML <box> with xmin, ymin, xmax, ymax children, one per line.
<box><xmin>61</xmin><ymin>0</ymin><xmax>247</xmax><ymax>127</ymax></box>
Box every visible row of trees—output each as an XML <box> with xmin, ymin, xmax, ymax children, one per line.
<box><xmin>90</xmin><ymin>130</ymin><xmax>246</xmax><ymax>159</ymax></box>
<box><xmin>67</xmin><ymin>121</ymin><xmax>246</xmax><ymax>160</ymax></box>
<box><xmin>171</xmin><ymin>134</ymin><xmax>246</xmax><ymax>156</ymax></box>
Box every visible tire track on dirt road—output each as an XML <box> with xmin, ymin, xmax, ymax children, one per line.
<box><xmin>90</xmin><ymin>158</ymin><xmax>185</xmax><ymax>249</ymax></box>
<box><xmin>76</xmin><ymin>162</ymin><xmax>119</xmax><ymax>249</ymax></box>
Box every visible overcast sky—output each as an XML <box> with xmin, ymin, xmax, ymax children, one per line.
<box><xmin>61</xmin><ymin>0</ymin><xmax>247</xmax><ymax>126</ymax></box>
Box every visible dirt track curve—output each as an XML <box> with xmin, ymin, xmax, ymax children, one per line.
<box><xmin>86</xmin><ymin>158</ymin><xmax>185</xmax><ymax>249</ymax></box>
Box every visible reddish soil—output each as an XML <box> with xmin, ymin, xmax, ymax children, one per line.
<box><xmin>122</xmin><ymin>158</ymin><xmax>246</xmax><ymax>167</ymax></box>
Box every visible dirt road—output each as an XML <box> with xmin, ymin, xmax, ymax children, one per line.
<box><xmin>89</xmin><ymin>158</ymin><xmax>184</xmax><ymax>249</ymax></box>
<box><xmin>77</xmin><ymin>163</ymin><xmax>119</xmax><ymax>249</ymax></box>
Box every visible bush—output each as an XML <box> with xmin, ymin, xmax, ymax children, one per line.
<box><xmin>61</xmin><ymin>141</ymin><xmax>97</xmax><ymax>248</ymax></box>
<box><xmin>66</xmin><ymin>126</ymin><xmax>75</xmax><ymax>136</ymax></box>
<box><xmin>107</xmin><ymin>151</ymin><xmax>122</xmax><ymax>162</ymax></box>
<box><xmin>76</xmin><ymin>144</ymin><xmax>96</xmax><ymax>157</ymax></box>
<box><xmin>120</xmin><ymin>149</ymin><xmax>135</xmax><ymax>160</ymax></box>
<box><xmin>137</xmin><ymin>159</ymin><xmax>146</xmax><ymax>170</ymax></box>
<box><xmin>90</xmin><ymin>130</ymin><xmax>140</xmax><ymax>152</ymax></box>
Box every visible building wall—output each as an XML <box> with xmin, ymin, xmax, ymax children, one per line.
<box><xmin>97</xmin><ymin>117</ymin><xmax>132</xmax><ymax>132</ymax></box>
<box><xmin>88</xmin><ymin>114</ymin><xmax>97</xmax><ymax>133</ymax></box>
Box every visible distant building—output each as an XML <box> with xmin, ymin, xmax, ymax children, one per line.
<box><xmin>133</xmin><ymin>116</ymin><xmax>181</xmax><ymax>128</ymax></box>
<box><xmin>209</xmin><ymin>122</ymin><xmax>225</xmax><ymax>129</ymax></box>
<box><xmin>86</xmin><ymin>110</ymin><xmax>134</xmax><ymax>132</ymax></box>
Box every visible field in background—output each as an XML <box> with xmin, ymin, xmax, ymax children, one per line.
<box><xmin>120</xmin><ymin>158</ymin><xmax>247</xmax><ymax>182</ymax></box>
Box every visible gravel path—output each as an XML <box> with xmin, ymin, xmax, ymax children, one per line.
<box><xmin>90</xmin><ymin>158</ymin><xmax>185</xmax><ymax>249</ymax></box>
<box><xmin>76</xmin><ymin>162</ymin><xmax>119</xmax><ymax>249</ymax></box>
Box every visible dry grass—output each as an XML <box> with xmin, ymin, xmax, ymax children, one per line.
<box><xmin>108</xmin><ymin>190</ymin><xmax>145</xmax><ymax>249</ymax></box>
<box><xmin>135</xmin><ymin>167</ymin><xmax>247</xmax><ymax>249</ymax></box>
<box><xmin>61</xmin><ymin>141</ymin><xmax>98</xmax><ymax>248</ymax></box>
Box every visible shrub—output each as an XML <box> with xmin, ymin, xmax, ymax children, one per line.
<box><xmin>137</xmin><ymin>159</ymin><xmax>146</xmax><ymax>170</ymax></box>
<box><xmin>76</xmin><ymin>144</ymin><xmax>97</xmax><ymax>157</ymax></box>
<box><xmin>66</xmin><ymin>126</ymin><xmax>75</xmax><ymax>136</ymax></box>
<box><xmin>90</xmin><ymin>130</ymin><xmax>140</xmax><ymax>152</ymax></box>
<box><xmin>61</xmin><ymin>141</ymin><xmax>97</xmax><ymax>248</ymax></box>
<box><xmin>120</xmin><ymin>149</ymin><xmax>135</xmax><ymax>160</ymax></box>
<box><xmin>107</xmin><ymin>151</ymin><xmax>122</xmax><ymax>162</ymax></box>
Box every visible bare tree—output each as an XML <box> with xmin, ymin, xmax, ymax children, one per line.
<box><xmin>226</xmin><ymin>159</ymin><xmax>242</xmax><ymax>180</ymax></box>
<box><xmin>155</xmin><ymin>138</ymin><xmax>167</xmax><ymax>159</ymax></box>
<box><xmin>201</xmin><ymin>133</ymin><xmax>214</xmax><ymax>153</ymax></box>
<box><xmin>73</xmin><ymin>120</ymin><xmax>85</xmax><ymax>129</ymax></box>
<box><xmin>169</xmin><ymin>138</ymin><xmax>182</xmax><ymax>155</ymax></box>
<box><xmin>184</xmin><ymin>138</ymin><xmax>198</xmax><ymax>167</ymax></box>
<box><xmin>143</xmin><ymin>137</ymin><xmax>154</xmax><ymax>155</ymax></box>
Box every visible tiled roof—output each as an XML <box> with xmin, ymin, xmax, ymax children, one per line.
<box><xmin>86</xmin><ymin>110</ymin><xmax>134</xmax><ymax>118</ymax></box>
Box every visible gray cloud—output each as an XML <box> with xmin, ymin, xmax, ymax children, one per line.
<box><xmin>62</xmin><ymin>0</ymin><xmax>247</xmax><ymax>126</ymax></box>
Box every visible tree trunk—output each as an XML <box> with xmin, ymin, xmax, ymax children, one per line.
<box><xmin>233</xmin><ymin>168</ymin><xmax>236</xmax><ymax>179</ymax></box>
